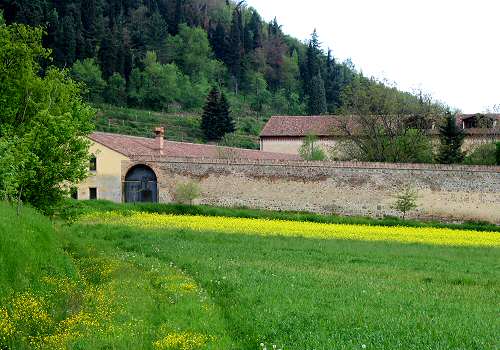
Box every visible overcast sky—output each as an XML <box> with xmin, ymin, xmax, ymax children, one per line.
<box><xmin>246</xmin><ymin>0</ymin><xmax>499</xmax><ymax>113</ymax></box>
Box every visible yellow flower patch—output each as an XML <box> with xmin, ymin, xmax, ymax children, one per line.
<box><xmin>153</xmin><ymin>330</ymin><xmax>212</xmax><ymax>350</ymax></box>
<box><xmin>83</xmin><ymin>212</ymin><xmax>500</xmax><ymax>247</ymax></box>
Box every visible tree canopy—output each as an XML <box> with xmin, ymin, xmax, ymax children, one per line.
<box><xmin>0</xmin><ymin>18</ymin><xmax>94</xmax><ymax>214</ymax></box>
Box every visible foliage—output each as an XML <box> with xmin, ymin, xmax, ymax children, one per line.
<box><xmin>496</xmin><ymin>142</ymin><xmax>500</xmax><ymax>165</ymax></box>
<box><xmin>299</xmin><ymin>134</ymin><xmax>327</xmax><ymax>161</ymax></box>
<box><xmin>201</xmin><ymin>87</ymin><xmax>235</xmax><ymax>141</ymax></box>
<box><xmin>105</xmin><ymin>73</ymin><xmax>127</xmax><ymax>106</ymax></box>
<box><xmin>463</xmin><ymin>143</ymin><xmax>497</xmax><ymax>165</ymax></box>
<box><xmin>0</xmin><ymin>21</ymin><xmax>94</xmax><ymax>214</ymax></box>
<box><xmin>392</xmin><ymin>186</ymin><xmax>419</xmax><ymax>219</ymax></box>
<box><xmin>71</xmin><ymin>58</ymin><xmax>107</xmax><ymax>102</ymax></box>
<box><xmin>436</xmin><ymin>113</ymin><xmax>465</xmax><ymax>164</ymax></box>
<box><xmin>173</xmin><ymin>182</ymin><xmax>201</xmax><ymax>205</ymax></box>
<box><xmin>0</xmin><ymin>0</ymin><xmax>447</xmax><ymax>123</ymax></box>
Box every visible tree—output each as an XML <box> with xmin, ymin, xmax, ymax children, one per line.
<box><xmin>105</xmin><ymin>72</ymin><xmax>127</xmax><ymax>106</ymax></box>
<box><xmin>436</xmin><ymin>113</ymin><xmax>465</xmax><ymax>164</ymax></box>
<box><xmin>227</xmin><ymin>6</ymin><xmax>244</xmax><ymax>92</ymax></box>
<box><xmin>201</xmin><ymin>87</ymin><xmax>235</xmax><ymax>141</ymax></box>
<box><xmin>201</xmin><ymin>87</ymin><xmax>220</xmax><ymax>141</ymax></box>
<box><xmin>174</xmin><ymin>181</ymin><xmax>201</xmax><ymax>205</ymax></box>
<box><xmin>165</xmin><ymin>24</ymin><xmax>221</xmax><ymax>80</ymax></box>
<box><xmin>299</xmin><ymin>134</ymin><xmax>326</xmax><ymax>161</ymax></box>
<box><xmin>0</xmin><ymin>21</ymin><xmax>94</xmax><ymax>214</ymax></box>
<box><xmin>497</xmin><ymin>142</ymin><xmax>500</xmax><ymax>166</ymax></box>
<box><xmin>71</xmin><ymin>58</ymin><xmax>107</xmax><ymax>102</ymax></box>
<box><xmin>392</xmin><ymin>186</ymin><xmax>418</xmax><ymax>219</ymax></box>
<box><xmin>308</xmin><ymin>74</ymin><xmax>327</xmax><ymax>115</ymax></box>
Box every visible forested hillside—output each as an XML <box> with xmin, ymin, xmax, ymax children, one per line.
<box><xmin>1</xmin><ymin>0</ymin><xmax>447</xmax><ymax>141</ymax></box>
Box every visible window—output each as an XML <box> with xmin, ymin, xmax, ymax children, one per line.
<box><xmin>70</xmin><ymin>187</ymin><xmax>78</xmax><ymax>200</ymax></box>
<box><xmin>89</xmin><ymin>188</ymin><xmax>97</xmax><ymax>200</ymax></box>
<box><xmin>89</xmin><ymin>155</ymin><xmax>97</xmax><ymax>172</ymax></box>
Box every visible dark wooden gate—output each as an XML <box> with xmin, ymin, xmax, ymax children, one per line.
<box><xmin>124</xmin><ymin>165</ymin><xmax>158</xmax><ymax>203</ymax></box>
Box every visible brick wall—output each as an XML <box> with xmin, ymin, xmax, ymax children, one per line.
<box><xmin>124</xmin><ymin>157</ymin><xmax>500</xmax><ymax>224</ymax></box>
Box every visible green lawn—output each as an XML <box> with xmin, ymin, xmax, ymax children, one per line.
<box><xmin>1</xmin><ymin>204</ymin><xmax>499</xmax><ymax>349</ymax></box>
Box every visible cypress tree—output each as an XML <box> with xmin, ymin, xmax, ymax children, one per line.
<box><xmin>324</xmin><ymin>49</ymin><xmax>340</xmax><ymax>112</ymax></box>
<box><xmin>437</xmin><ymin>113</ymin><xmax>465</xmax><ymax>164</ymax></box>
<box><xmin>308</xmin><ymin>74</ymin><xmax>327</xmax><ymax>115</ymax></box>
<box><xmin>227</xmin><ymin>7</ymin><xmax>243</xmax><ymax>91</ymax></box>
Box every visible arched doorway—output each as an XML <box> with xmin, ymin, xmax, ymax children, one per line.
<box><xmin>124</xmin><ymin>165</ymin><xmax>158</xmax><ymax>203</ymax></box>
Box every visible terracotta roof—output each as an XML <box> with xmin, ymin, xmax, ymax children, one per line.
<box><xmin>89</xmin><ymin>132</ymin><xmax>301</xmax><ymax>161</ymax></box>
<box><xmin>457</xmin><ymin>114</ymin><xmax>500</xmax><ymax>121</ymax></box>
<box><xmin>261</xmin><ymin>115</ymin><xmax>500</xmax><ymax>138</ymax></box>
<box><xmin>260</xmin><ymin>116</ymin><xmax>349</xmax><ymax>137</ymax></box>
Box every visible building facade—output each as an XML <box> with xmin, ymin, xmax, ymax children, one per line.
<box><xmin>76</xmin><ymin>128</ymin><xmax>300</xmax><ymax>202</ymax></box>
<box><xmin>260</xmin><ymin>114</ymin><xmax>500</xmax><ymax>157</ymax></box>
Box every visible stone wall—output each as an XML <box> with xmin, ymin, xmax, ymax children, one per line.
<box><xmin>124</xmin><ymin>157</ymin><xmax>500</xmax><ymax>224</ymax></box>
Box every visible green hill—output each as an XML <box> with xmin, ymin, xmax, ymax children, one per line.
<box><xmin>1</xmin><ymin>0</ymin><xmax>447</xmax><ymax>146</ymax></box>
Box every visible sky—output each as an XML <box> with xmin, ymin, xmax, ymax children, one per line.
<box><xmin>246</xmin><ymin>0</ymin><xmax>499</xmax><ymax>113</ymax></box>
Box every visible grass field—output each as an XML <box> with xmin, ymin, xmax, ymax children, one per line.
<box><xmin>1</xmin><ymin>204</ymin><xmax>499</xmax><ymax>349</ymax></box>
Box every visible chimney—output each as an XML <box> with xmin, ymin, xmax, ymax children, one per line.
<box><xmin>155</xmin><ymin>127</ymin><xmax>165</xmax><ymax>155</ymax></box>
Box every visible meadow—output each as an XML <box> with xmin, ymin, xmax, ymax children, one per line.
<box><xmin>1</xmin><ymin>203</ymin><xmax>499</xmax><ymax>349</ymax></box>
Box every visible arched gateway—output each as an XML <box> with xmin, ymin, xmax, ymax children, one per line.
<box><xmin>123</xmin><ymin>165</ymin><xmax>158</xmax><ymax>203</ymax></box>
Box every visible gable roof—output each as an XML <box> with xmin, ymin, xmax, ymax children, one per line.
<box><xmin>261</xmin><ymin>115</ymin><xmax>500</xmax><ymax>138</ymax></box>
<box><xmin>89</xmin><ymin>132</ymin><xmax>301</xmax><ymax>161</ymax></box>
<box><xmin>260</xmin><ymin>116</ymin><xmax>344</xmax><ymax>137</ymax></box>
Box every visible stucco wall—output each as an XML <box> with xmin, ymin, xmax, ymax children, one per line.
<box><xmin>262</xmin><ymin>135</ymin><xmax>500</xmax><ymax>158</ymax></box>
<box><xmin>77</xmin><ymin>141</ymin><xmax>129</xmax><ymax>202</ymax></box>
<box><xmin>124</xmin><ymin>157</ymin><xmax>500</xmax><ymax>224</ymax></box>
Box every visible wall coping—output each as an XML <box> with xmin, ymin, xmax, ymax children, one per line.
<box><xmin>128</xmin><ymin>156</ymin><xmax>500</xmax><ymax>173</ymax></box>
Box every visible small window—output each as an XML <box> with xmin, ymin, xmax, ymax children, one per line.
<box><xmin>89</xmin><ymin>155</ymin><xmax>97</xmax><ymax>172</ymax></box>
<box><xmin>70</xmin><ymin>187</ymin><xmax>78</xmax><ymax>200</ymax></box>
<box><xmin>89</xmin><ymin>188</ymin><xmax>97</xmax><ymax>200</ymax></box>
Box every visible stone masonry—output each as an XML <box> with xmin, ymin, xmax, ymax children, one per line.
<box><xmin>122</xmin><ymin>157</ymin><xmax>500</xmax><ymax>224</ymax></box>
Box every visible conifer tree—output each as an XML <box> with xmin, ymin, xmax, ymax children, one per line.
<box><xmin>437</xmin><ymin>113</ymin><xmax>465</xmax><ymax>164</ymax></box>
<box><xmin>227</xmin><ymin>7</ymin><xmax>243</xmax><ymax>92</ymax></box>
<box><xmin>217</xmin><ymin>91</ymin><xmax>235</xmax><ymax>137</ymax></box>
<box><xmin>201</xmin><ymin>87</ymin><xmax>221</xmax><ymax>141</ymax></box>
<box><xmin>201</xmin><ymin>87</ymin><xmax>235</xmax><ymax>141</ymax></box>
<box><xmin>210</xmin><ymin>21</ymin><xmax>228</xmax><ymax>62</ymax></box>
<box><xmin>308</xmin><ymin>74</ymin><xmax>327</xmax><ymax>115</ymax></box>
<box><xmin>324</xmin><ymin>49</ymin><xmax>341</xmax><ymax>112</ymax></box>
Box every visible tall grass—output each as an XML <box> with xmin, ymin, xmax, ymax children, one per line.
<box><xmin>0</xmin><ymin>203</ymin><xmax>76</xmax><ymax>299</ymax></box>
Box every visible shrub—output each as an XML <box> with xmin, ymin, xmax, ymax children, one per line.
<box><xmin>496</xmin><ymin>142</ymin><xmax>500</xmax><ymax>165</ymax></box>
<box><xmin>173</xmin><ymin>182</ymin><xmax>201</xmax><ymax>205</ymax></box>
<box><xmin>299</xmin><ymin>134</ymin><xmax>326</xmax><ymax>161</ymax></box>
<box><xmin>463</xmin><ymin>143</ymin><xmax>497</xmax><ymax>165</ymax></box>
<box><xmin>392</xmin><ymin>186</ymin><xmax>418</xmax><ymax>219</ymax></box>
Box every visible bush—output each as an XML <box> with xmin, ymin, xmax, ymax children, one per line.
<box><xmin>391</xmin><ymin>186</ymin><xmax>418</xmax><ymax>219</ymax></box>
<box><xmin>463</xmin><ymin>143</ymin><xmax>497</xmax><ymax>165</ymax></box>
<box><xmin>299</xmin><ymin>134</ymin><xmax>326</xmax><ymax>161</ymax></box>
<box><xmin>496</xmin><ymin>142</ymin><xmax>500</xmax><ymax>165</ymax></box>
<box><xmin>173</xmin><ymin>182</ymin><xmax>201</xmax><ymax>205</ymax></box>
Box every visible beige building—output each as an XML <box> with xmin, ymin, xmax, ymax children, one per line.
<box><xmin>260</xmin><ymin>114</ymin><xmax>500</xmax><ymax>157</ymax></box>
<box><xmin>76</xmin><ymin>128</ymin><xmax>299</xmax><ymax>202</ymax></box>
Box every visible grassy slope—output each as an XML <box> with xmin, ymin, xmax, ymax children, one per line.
<box><xmin>69</xmin><ymin>211</ymin><xmax>500</xmax><ymax>350</ymax></box>
<box><xmin>0</xmin><ymin>203</ymin><xmax>230</xmax><ymax>349</ymax></box>
<box><xmin>95</xmin><ymin>104</ymin><xmax>262</xmax><ymax>148</ymax></box>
